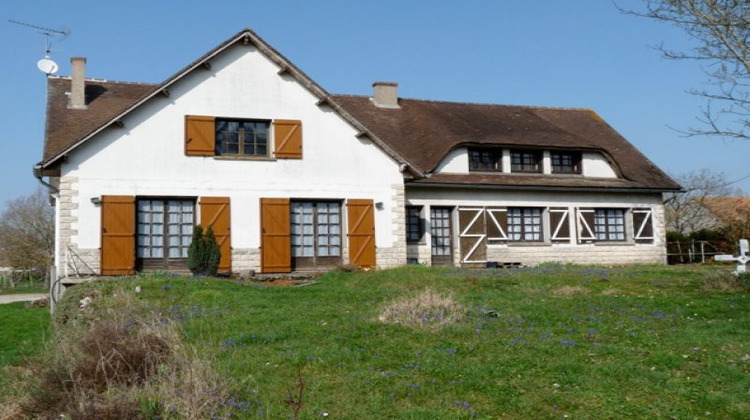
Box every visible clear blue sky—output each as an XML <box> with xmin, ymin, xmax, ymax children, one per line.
<box><xmin>2</xmin><ymin>0</ymin><xmax>749</xmax><ymax>206</ymax></box>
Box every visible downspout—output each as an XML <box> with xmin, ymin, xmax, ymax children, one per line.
<box><xmin>33</xmin><ymin>163</ymin><xmax>59</xmax><ymax>193</ymax></box>
<box><xmin>34</xmin><ymin>163</ymin><xmax>61</xmax><ymax>310</ymax></box>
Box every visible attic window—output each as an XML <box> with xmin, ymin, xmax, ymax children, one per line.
<box><xmin>551</xmin><ymin>151</ymin><xmax>581</xmax><ymax>174</ymax></box>
<box><xmin>216</xmin><ymin>119</ymin><xmax>270</xmax><ymax>156</ymax></box>
<box><xmin>468</xmin><ymin>148</ymin><xmax>502</xmax><ymax>172</ymax></box>
<box><xmin>510</xmin><ymin>150</ymin><xmax>542</xmax><ymax>173</ymax></box>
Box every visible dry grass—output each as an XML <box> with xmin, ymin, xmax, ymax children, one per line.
<box><xmin>701</xmin><ymin>270</ymin><xmax>748</xmax><ymax>292</ymax></box>
<box><xmin>553</xmin><ymin>286</ymin><xmax>588</xmax><ymax>296</ymax></box>
<box><xmin>377</xmin><ymin>288</ymin><xmax>465</xmax><ymax>330</ymax></box>
<box><xmin>3</xmin><ymin>287</ymin><xmax>232</xmax><ymax>419</ymax></box>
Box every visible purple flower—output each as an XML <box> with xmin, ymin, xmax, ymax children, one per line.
<box><xmin>559</xmin><ymin>339</ymin><xmax>577</xmax><ymax>347</ymax></box>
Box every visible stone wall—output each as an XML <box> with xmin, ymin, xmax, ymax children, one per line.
<box><xmin>58</xmin><ymin>176</ymin><xmax>99</xmax><ymax>276</ymax></box>
<box><xmin>376</xmin><ymin>184</ymin><xmax>407</xmax><ymax>268</ymax></box>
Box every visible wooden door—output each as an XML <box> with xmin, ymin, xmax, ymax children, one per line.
<box><xmin>200</xmin><ymin>197</ymin><xmax>231</xmax><ymax>273</ymax></box>
<box><xmin>347</xmin><ymin>199</ymin><xmax>376</xmax><ymax>268</ymax></box>
<box><xmin>101</xmin><ymin>195</ymin><xmax>136</xmax><ymax>275</ymax></box>
<box><xmin>261</xmin><ymin>198</ymin><xmax>291</xmax><ymax>273</ymax></box>
<box><xmin>458</xmin><ymin>207</ymin><xmax>487</xmax><ymax>263</ymax></box>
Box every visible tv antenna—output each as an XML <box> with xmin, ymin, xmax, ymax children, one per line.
<box><xmin>8</xmin><ymin>19</ymin><xmax>71</xmax><ymax>74</ymax></box>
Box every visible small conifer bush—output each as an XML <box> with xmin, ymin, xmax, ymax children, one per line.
<box><xmin>187</xmin><ymin>225</ymin><xmax>221</xmax><ymax>276</ymax></box>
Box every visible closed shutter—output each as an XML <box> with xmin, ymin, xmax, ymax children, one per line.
<box><xmin>260</xmin><ymin>198</ymin><xmax>291</xmax><ymax>273</ymax></box>
<box><xmin>101</xmin><ymin>195</ymin><xmax>136</xmax><ymax>275</ymax></box>
<box><xmin>273</xmin><ymin>119</ymin><xmax>302</xmax><ymax>159</ymax></box>
<box><xmin>550</xmin><ymin>208</ymin><xmax>571</xmax><ymax>242</ymax></box>
<box><xmin>577</xmin><ymin>208</ymin><xmax>596</xmax><ymax>243</ymax></box>
<box><xmin>633</xmin><ymin>208</ymin><xmax>654</xmax><ymax>244</ymax></box>
<box><xmin>486</xmin><ymin>208</ymin><xmax>508</xmax><ymax>244</ymax></box>
<box><xmin>200</xmin><ymin>197</ymin><xmax>231</xmax><ymax>273</ymax></box>
<box><xmin>347</xmin><ymin>199</ymin><xmax>376</xmax><ymax>268</ymax></box>
<box><xmin>185</xmin><ymin>115</ymin><xmax>216</xmax><ymax>156</ymax></box>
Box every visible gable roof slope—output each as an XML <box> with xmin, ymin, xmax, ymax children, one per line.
<box><xmin>331</xmin><ymin>95</ymin><xmax>681</xmax><ymax>191</ymax></box>
<box><xmin>39</xmin><ymin>29</ymin><xmax>416</xmax><ymax>174</ymax></box>
<box><xmin>699</xmin><ymin>196</ymin><xmax>750</xmax><ymax>225</ymax></box>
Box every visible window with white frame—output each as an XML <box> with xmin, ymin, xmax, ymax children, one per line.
<box><xmin>507</xmin><ymin>207</ymin><xmax>543</xmax><ymax>241</ymax></box>
<box><xmin>593</xmin><ymin>209</ymin><xmax>626</xmax><ymax>241</ymax></box>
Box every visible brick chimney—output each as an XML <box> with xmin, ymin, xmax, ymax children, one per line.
<box><xmin>372</xmin><ymin>82</ymin><xmax>399</xmax><ymax>108</ymax></box>
<box><xmin>69</xmin><ymin>57</ymin><xmax>87</xmax><ymax>109</ymax></box>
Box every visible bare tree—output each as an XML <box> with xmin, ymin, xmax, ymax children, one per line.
<box><xmin>622</xmin><ymin>1</ymin><xmax>750</xmax><ymax>139</ymax></box>
<box><xmin>664</xmin><ymin>169</ymin><xmax>743</xmax><ymax>234</ymax></box>
<box><xmin>0</xmin><ymin>189</ymin><xmax>54</xmax><ymax>273</ymax></box>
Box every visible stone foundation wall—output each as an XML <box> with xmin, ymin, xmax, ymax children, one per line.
<box><xmin>485</xmin><ymin>244</ymin><xmax>666</xmax><ymax>266</ymax></box>
<box><xmin>232</xmin><ymin>248</ymin><xmax>260</xmax><ymax>276</ymax></box>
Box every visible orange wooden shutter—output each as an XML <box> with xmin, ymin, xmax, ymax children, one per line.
<box><xmin>260</xmin><ymin>198</ymin><xmax>291</xmax><ymax>273</ymax></box>
<box><xmin>185</xmin><ymin>115</ymin><xmax>216</xmax><ymax>156</ymax></box>
<box><xmin>101</xmin><ymin>195</ymin><xmax>136</xmax><ymax>275</ymax></box>
<box><xmin>273</xmin><ymin>119</ymin><xmax>302</xmax><ymax>159</ymax></box>
<box><xmin>347</xmin><ymin>199</ymin><xmax>376</xmax><ymax>268</ymax></box>
<box><xmin>200</xmin><ymin>197</ymin><xmax>231</xmax><ymax>273</ymax></box>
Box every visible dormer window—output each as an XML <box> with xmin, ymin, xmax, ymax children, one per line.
<box><xmin>510</xmin><ymin>150</ymin><xmax>542</xmax><ymax>173</ymax></box>
<box><xmin>551</xmin><ymin>151</ymin><xmax>581</xmax><ymax>174</ymax></box>
<box><xmin>468</xmin><ymin>148</ymin><xmax>502</xmax><ymax>172</ymax></box>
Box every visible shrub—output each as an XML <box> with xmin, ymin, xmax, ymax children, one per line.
<box><xmin>188</xmin><ymin>225</ymin><xmax>221</xmax><ymax>276</ymax></box>
<box><xmin>11</xmin><ymin>286</ymin><xmax>234</xmax><ymax>419</ymax></box>
<box><xmin>378</xmin><ymin>288</ymin><xmax>465</xmax><ymax>330</ymax></box>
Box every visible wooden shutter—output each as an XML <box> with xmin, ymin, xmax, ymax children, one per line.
<box><xmin>347</xmin><ymin>199</ymin><xmax>376</xmax><ymax>268</ymax></box>
<box><xmin>577</xmin><ymin>208</ymin><xmax>596</xmax><ymax>243</ymax></box>
<box><xmin>260</xmin><ymin>198</ymin><xmax>291</xmax><ymax>273</ymax></box>
<box><xmin>633</xmin><ymin>208</ymin><xmax>654</xmax><ymax>244</ymax></box>
<box><xmin>486</xmin><ymin>208</ymin><xmax>508</xmax><ymax>244</ymax></box>
<box><xmin>185</xmin><ymin>115</ymin><xmax>216</xmax><ymax>156</ymax></box>
<box><xmin>273</xmin><ymin>119</ymin><xmax>302</xmax><ymax>159</ymax></box>
<box><xmin>550</xmin><ymin>208</ymin><xmax>571</xmax><ymax>242</ymax></box>
<box><xmin>101</xmin><ymin>195</ymin><xmax>136</xmax><ymax>275</ymax></box>
<box><xmin>200</xmin><ymin>197</ymin><xmax>231</xmax><ymax>273</ymax></box>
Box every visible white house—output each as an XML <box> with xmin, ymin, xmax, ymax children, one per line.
<box><xmin>36</xmin><ymin>28</ymin><xmax>681</xmax><ymax>277</ymax></box>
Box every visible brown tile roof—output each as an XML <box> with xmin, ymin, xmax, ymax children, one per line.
<box><xmin>43</xmin><ymin>77</ymin><xmax>157</xmax><ymax>162</ymax></box>
<box><xmin>699</xmin><ymin>197</ymin><xmax>750</xmax><ymax>224</ymax></box>
<box><xmin>39</xmin><ymin>28</ymin><xmax>680</xmax><ymax>193</ymax></box>
<box><xmin>409</xmin><ymin>173</ymin><xmax>647</xmax><ymax>190</ymax></box>
<box><xmin>331</xmin><ymin>95</ymin><xmax>681</xmax><ymax>191</ymax></box>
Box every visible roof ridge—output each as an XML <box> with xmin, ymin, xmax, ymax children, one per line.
<box><xmin>332</xmin><ymin>93</ymin><xmax>594</xmax><ymax>111</ymax></box>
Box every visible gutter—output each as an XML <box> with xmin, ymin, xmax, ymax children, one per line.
<box><xmin>33</xmin><ymin>163</ymin><xmax>59</xmax><ymax>193</ymax></box>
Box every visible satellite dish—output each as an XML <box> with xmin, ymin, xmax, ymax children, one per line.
<box><xmin>37</xmin><ymin>57</ymin><xmax>58</xmax><ymax>74</ymax></box>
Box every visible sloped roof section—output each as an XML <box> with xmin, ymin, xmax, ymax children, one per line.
<box><xmin>332</xmin><ymin>95</ymin><xmax>681</xmax><ymax>191</ymax></box>
<box><xmin>699</xmin><ymin>196</ymin><xmax>750</xmax><ymax>225</ymax></box>
<box><xmin>40</xmin><ymin>29</ymin><xmax>414</xmax><ymax>172</ymax></box>
<box><xmin>43</xmin><ymin>78</ymin><xmax>157</xmax><ymax>162</ymax></box>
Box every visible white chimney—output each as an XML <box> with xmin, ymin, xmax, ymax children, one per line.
<box><xmin>69</xmin><ymin>57</ymin><xmax>87</xmax><ymax>109</ymax></box>
<box><xmin>372</xmin><ymin>82</ymin><xmax>399</xmax><ymax>108</ymax></box>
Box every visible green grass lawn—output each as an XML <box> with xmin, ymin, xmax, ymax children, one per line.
<box><xmin>11</xmin><ymin>264</ymin><xmax>750</xmax><ymax>418</ymax></box>
<box><xmin>86</xmin><ymin>264</ymin><xmax>747</xmax><ymax>419</ymax></box>
<box><xmin>0</xmin><ymin>302</ymin><xmax>50</xmax><ymax>393</ymax></box>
